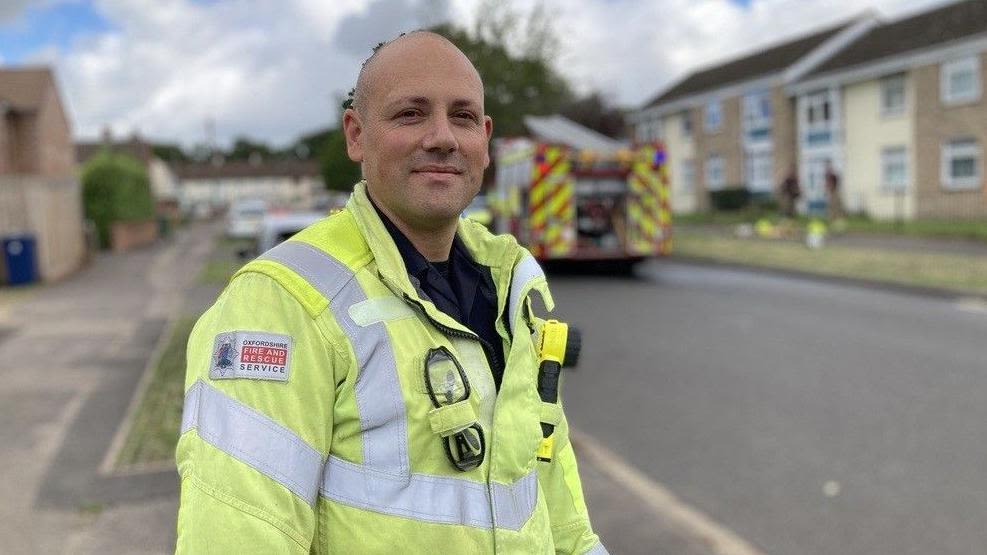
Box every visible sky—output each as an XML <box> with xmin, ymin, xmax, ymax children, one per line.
<box><xmin>0</xmin><ymin>0</ymin><xmax>955</xmax><ymax>148</ymax></box>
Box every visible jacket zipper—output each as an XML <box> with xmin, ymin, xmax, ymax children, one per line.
<box><xmin>402</xmin><ymin>293</ymin><xmax>504</xmax><ymax>380</ymax></box>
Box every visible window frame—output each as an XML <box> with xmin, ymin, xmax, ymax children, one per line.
<box><xmin>941</xmin><ymin>56</ymin><xmax>981</xmax><ymax>106</ymax></box>
<box><xmin>705</xmin><ymin>154</ymin><xmax>725</xmax><ymax>191</ymax></box>
<box><xmin>880</xmin><ymin>146</ymin><xmax>908</xmax><ymax>192</ymax></box>
<box><xmin>940</xmin><ymin>138</ymin><xmax>981</xmax><ymax>191</ymax></box>
<box><xmin>704</xmin><ymin>100</ymin><xmax>722</xmax><ymax>134</ymax></box>
<box><xmin>880</xmin><ymin>74</ymin><xmax>906</xmax><ymax>117</ymax></box>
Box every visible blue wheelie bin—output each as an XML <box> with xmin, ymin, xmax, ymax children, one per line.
<box><xmin>3</xmin><ymin>234</ymin><xmax>38</xmax><ymax>285</ymax></box>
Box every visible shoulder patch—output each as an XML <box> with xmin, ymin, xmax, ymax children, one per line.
<box><xmin>209</xmin><ymin>331</ymin><xmax>293</xmax><ymax>382</ymax></box>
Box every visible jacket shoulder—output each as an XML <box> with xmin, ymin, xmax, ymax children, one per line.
<box><xmin>235</xmin><ymin>209</ymin><xmax>372</xmax><ymax>317</ymax></box>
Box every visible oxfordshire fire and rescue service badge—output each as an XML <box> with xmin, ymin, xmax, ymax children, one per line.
<box><xmin>209</xmin><ymin>331</ymin><xmax>293</xmax><ymax>382</ymax></box>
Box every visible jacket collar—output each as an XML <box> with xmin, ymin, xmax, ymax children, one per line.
<box><xmin>346</xmin><ymin>181</ymin><xmax>524</xmax><ymax>332</ymax></box>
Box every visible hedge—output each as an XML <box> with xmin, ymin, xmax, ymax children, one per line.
<box><xmin>81</xmin><ymin>150</ymin><xmax>155</xmax><ymax>248</ymax></box>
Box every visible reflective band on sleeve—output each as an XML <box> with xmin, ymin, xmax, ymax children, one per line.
<box><xmin>180</xmin><ymin>379</ymin><xmax>324</xmax><ymax>506</ymax></box>
<box><xmin>508</xmin><ymin>254</ymin><xmax>545</xmax><ymax>335</ymax></box>
<box><xmin>320</xmin><ymin>455</ymin><xmax>538</xmax><ymax>530</ymax></box>
<box><xmin>584</xmin><ymin>542</ymin><xmax>610</xmax><ymax>555</ymax></box>
<box><xmin>261</xmin><ymin>241</ymin><xmax>408</xmax><ymax>477</ymax></box>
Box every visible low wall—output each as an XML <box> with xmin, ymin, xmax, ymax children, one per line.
<box><xmin>111</xmin><ymin>220</ymin><xmax>158</xmax><ymax>252</ymax></box>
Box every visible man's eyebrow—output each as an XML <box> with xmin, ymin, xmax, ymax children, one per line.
<box><xmin>383</xmin><ymin>97</ymin><xmax>480</xmax><ymax>111</ymax></box>
<box><xmin>384</xmin><ymin>96</ymin><xmax>430</xmax><ymax>110</ymax></box>
<box><xmin>449</xmin><ymin>99</ymin><xmax>480</xmax><ymax>111</ymax></box>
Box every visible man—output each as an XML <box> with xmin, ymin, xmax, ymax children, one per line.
<box><xmin>175</xmin><ymin>31</ymin><xmax>606</xmax><ymax>554</ymax></box>
<box><xmin>824</xmin><ymin>160</ymin><xmax>843</xmax><ymax>221</ymax></box>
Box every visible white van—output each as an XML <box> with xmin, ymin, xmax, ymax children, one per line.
<box><xmin>226</xmin><ymin>199</ymin><xmax>268</xmax><ymax>238</ymax></box>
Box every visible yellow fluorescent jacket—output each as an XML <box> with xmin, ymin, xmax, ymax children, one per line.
<box><xmin>175</xmin><ymin>182</ymin><xmax>607</xmax><ymax>554</ymax></box>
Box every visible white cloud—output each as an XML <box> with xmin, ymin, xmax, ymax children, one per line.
<box><xmin>36</xmin><ymin>0</ymin><xmax>957</xmax><ymax>146</ymax></box>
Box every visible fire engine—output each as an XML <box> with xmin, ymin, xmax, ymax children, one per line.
<box><xmin>491</xmin><ymin>129</ymin><xmax>671</xmax><ymax>269</ymax></box>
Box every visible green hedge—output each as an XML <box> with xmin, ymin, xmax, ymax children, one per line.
<box><xmin>708</xmin><ymin>187</ymin><xmax>751</xmax><ymax>211</ymax></box>
<box><xmin>81</xmin><ymin>150</ymin><xmax>155</xmax><ymax>248</ymax></box>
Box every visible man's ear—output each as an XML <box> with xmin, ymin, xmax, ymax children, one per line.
<box><xmin>342</xmin><ymin>108</ymin><xmax>364</xmax><ymax>162</ymax></box>
<box><xmin>482</xmin><ymin>115</ymin><xmax>493</xmax><ymax>168</ymax></box>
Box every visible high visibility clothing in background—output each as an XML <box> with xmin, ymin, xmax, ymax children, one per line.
<box><xmin>175</xmin><ymin>182</ymin><xmax>607</xmax><ymax>554</ymax></box>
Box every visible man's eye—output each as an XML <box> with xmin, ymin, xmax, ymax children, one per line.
<box><xmin>454</xmin><ymin>112</ymin><xmax>478</xmax><ymax>122</ymax></box>
<box><xmin>397</xmin><ymin>109</ymin><xmax>421</xmax><ymax>119</ymax></box>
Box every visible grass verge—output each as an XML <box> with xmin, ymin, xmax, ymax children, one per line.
<box><xmin>115</xmin><ymin>316</ymin><xmax>197</xmax><ymax>467</ymax></box>
<box><xmin>673</xmin><ymin>231</ymin><xmax>987</xmax><ymax>295</ymax></box>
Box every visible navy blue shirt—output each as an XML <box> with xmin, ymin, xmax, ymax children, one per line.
<box><xmin>369</xmin><ymin>197</ymin><xmax>506</xmax><ymax>390</ymax></box>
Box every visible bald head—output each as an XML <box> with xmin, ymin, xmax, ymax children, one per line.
<box><xmin>351</xmin><ymin>31</ymin><xmax>483</xmax><ymax>115</ymax></box>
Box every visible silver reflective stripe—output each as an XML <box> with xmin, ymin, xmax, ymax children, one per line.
<box><xmin>508</xmin><ymin>254</ymin><xmax>546</xmax><ymax>335</ymax></box>
<box><xmin>263</xmin><ymin>240</ymin><xmax>539</xmax><ymax>529</ymax></box>
<box><xmin>261</xmin><ymin>241</ymin><xmax>408</xmax><ymax>476</ymax></box>
<box><xmin>584</xmin><ymin>542</ymin><xmax>610</xmax><ymax>555</ymax></box>
<box><xmin>180</xmin><ymin>379</ymin><xmax>324</xmax><ymax>505</ymax></box>
<box><xmin>320</xmin><ymin>455</ymin><xmax>538</xmax><ymax>530</ymax></box>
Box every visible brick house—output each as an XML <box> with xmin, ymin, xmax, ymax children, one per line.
<box><xmin>630</xmin><ymin>16</ymin><xmax>875</xmax><ymax>213</ymax></box>
<box><xmin>790</xmin><ymin>0</ymin><xmax>987</xmax><ymax>220</ymax></box>
<box><xmin>0</xmin><ymin>66</ymin><xmax>85</xmax><ymax>282</ymax></box>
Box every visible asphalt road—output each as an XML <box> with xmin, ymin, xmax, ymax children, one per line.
<box><xmin>550</xmin><ymin>260</ymin><xmax>987</xmax><ymax>555</ymax></box>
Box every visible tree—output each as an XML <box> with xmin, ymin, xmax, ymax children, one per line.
<box><xmin>81</xmin><ymin>150</ymin><xmax>155</xmax><ymax>248</ymax></box>
<box><xmin>228</xmin><ymin>135</ymin><xmax>274</xmax><ymax>161</ymax></box>
<box><xmin>560</xmin><ymin>93</ymin><xmax>628</xmax><ymax>139</ymax></box>
<box><xmin>319</xmin><ymin>129</ymin><xmax>362</xmax><ymax>192</ymax></box>
<box><xmin>429</xmin><ymin>2</ymin><xmax>574</xmax><ymax>138</ymax></box>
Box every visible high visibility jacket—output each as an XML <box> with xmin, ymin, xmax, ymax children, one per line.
<box><xmin>175</xmin><ymin>182</ymin><xmax>607</xmax><ymax>554</ymax></box>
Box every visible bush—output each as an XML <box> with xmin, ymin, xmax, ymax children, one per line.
<box><xmin>81</xmin><ymin>150</ymin><xmax>155</xmax><ymax>248</ymax></box>
<box><xmin>708</xmin><ymin>187</ymin><xmax>751</xmax><ymax>211</ymax></box>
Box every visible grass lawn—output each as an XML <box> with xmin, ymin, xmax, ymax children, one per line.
<box><xmin>675</xmin><ymin>210</ymin><xmax>987</xmax><ymax>244</ymax></box>
<box><xmin>673</xmin><ymin>231</ymin><xmax>987</xmax><ymax>295</ymax></box>
<box><xmin>116</xmin><ymin>236</ymin><xmax>248</xmax><ymax>467</ymax></box>
<box><xmin>115</xmin><ymin>316</ymin><xmax>197</xmax><ymax>467</ymax></box>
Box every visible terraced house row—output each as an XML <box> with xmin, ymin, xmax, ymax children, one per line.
<box><xmin>630</xmin><ymin>0</ymin><xmax>987</xmax><ymax>220</ymax></box>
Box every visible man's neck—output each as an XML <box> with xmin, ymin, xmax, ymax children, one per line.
<box><xmin>371</xmin><ymin>196</ymin><xmax>457</xmax><ymax>262</ymax></box>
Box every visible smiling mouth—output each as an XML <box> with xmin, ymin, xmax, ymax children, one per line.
<box><xmin>413</xmin><ymin>166</ymin><xmax>463</xmax><ymax>175</ymax></box>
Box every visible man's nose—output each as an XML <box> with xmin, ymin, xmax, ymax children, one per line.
<box><xmin>421</xmin><ymin>115</ymin><xmax>458</xmax><ymax>153</ymax></box>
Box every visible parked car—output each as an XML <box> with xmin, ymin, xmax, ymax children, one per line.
<box><xmin>226</xmin><ymin>198</ymin><xmax>268</xmax><ymax>238</ymax></box>
<box><xmin>239</xmin><ymin>211</ymin><xmax>325</xmax><ymax>259</ymax></box>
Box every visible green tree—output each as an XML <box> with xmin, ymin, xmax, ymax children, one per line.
<box><xmin>429</xmin><ymin>2</ymin><xmax>574</xmax><ymax>138</ymax></box>
<box><xmin>228</xmin><ymin>135</ymin><xmax>274</xmax><ymax>161</ymax></box>
<box><xmin>81</xmin><ymin>150</ymin><xmax>155</xmax><ymax>248</ymax></box>
<box><xmin>319</xmin><ymin>129</ymin><xmax>362</xmax><ymax>192</ymax></box>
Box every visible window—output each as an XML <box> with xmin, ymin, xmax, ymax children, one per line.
<box><xmin>705</xmin><ymin>155</ymin><xmax>724</xmax><ymax>190</ymax></box>
<box><xmin>880</xmin><ymin>74</ymin><xmax>906</xmax><ymax>116</ymax></box>
<box><xmin>682</xmin><ymin>111</ymin><xmax>693</xmax><ymax>137</ymax></box>
<box><xmin>881</xmin><ymin>146</ymin><xmax>908</xmax><ymax>191</ymax></box>
<box><xmin>704</xmin><ymin>100</ymin><xmax>722</xmax><ymax>133</ymax></box>
<box><xmin>745</xmin><ymin>151</ymin><xmax>773</xmax><ymax>193</ymax></box>
<box><xmin>680</xmin><ymin>159</ymin><xmax>695</xmax><ymax>193</ymax></box>
<box><xmin>743</xmin><ymin>91</ymin><xmax>772</xmax><ymax>137</ymax></box>
<box><xmin>806</xmin><ymin>91</ymin><xmax>831</xmax><ymax>127</ymax></box>
<box><xmin>636</xmin><ymin>117</ymin><xmax>662</xmax><ymax>143</ymax></box>
<box><xmin>941</xmin><ymin>56</ymin><xmax>980</xmax><ymax>105</ymax></box>
<box><xmin>940</xmin><ymin>139</ymin><xmax>980</xmax><ymax>190</ymax></box>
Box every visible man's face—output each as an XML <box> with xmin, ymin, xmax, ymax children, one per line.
<box><xmin>343</xmin><ymin>35</ymin><xmax>493</xmax><ymax>232</ymax></box>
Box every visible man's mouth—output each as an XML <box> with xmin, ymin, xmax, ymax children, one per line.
<box><xmin>413</xmin><ymin>165</ymin><xmax>462</xmax><ymax>174</ymax></box>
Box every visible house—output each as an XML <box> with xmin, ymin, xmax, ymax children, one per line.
<box><xmin>789</xmin><ymin>0</ymin><xmax>987</xmax><ymax>220</ymax></box>
<box><xmin>0</xmin><ymin>66</ymin><xmax>85</xmax><ymax>283</ymax></box>
<box><xmin>630</xmin><ymin>15</ymin><xmax>876</xmax><ymax>213</ymax></box>
<box><xmin>172</xmin><ymin>157</ymin><xmax>322</xmax><ymax>218</ymax></box>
